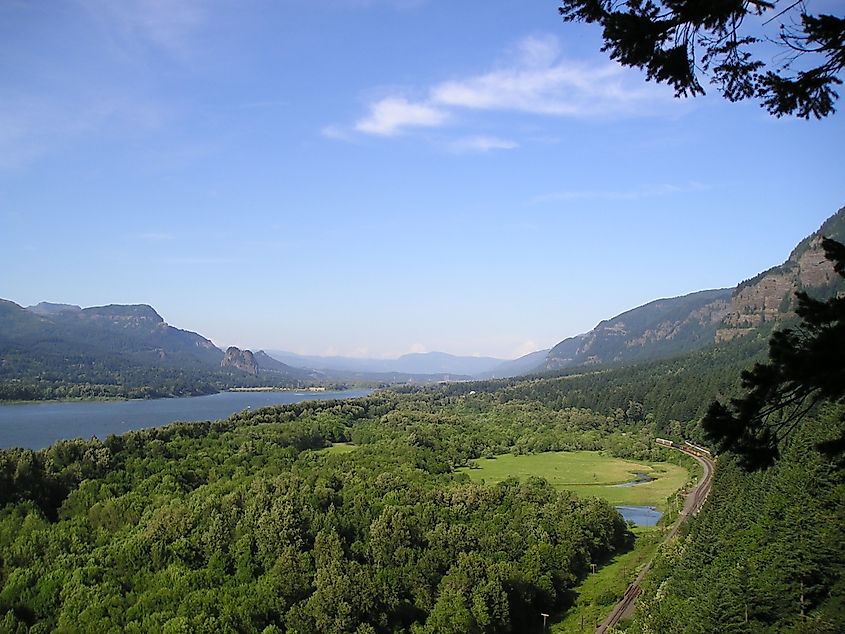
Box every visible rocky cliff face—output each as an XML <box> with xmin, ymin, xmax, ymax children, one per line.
<box><xmin>221</xmin><ymin>346</ymin><xmax>259</xmax><ymax>376</ymax></box>
<box><xmin>716</xmin><ymin>209</ymin><xmax>845</xmax><ymax>343</ymax></box>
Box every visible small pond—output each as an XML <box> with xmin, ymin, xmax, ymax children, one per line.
<box><xmin>616</xmin><ymin>505</ymin><xmax>662</xmax><ymax>526</ymax></box>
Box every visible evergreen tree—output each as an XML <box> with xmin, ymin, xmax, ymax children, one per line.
<box><xmin>703</xmin><ymin>238</ymin><xmax>845</xmax><ymax>470</ymax></box>
<box><xmin>559</xmin><ymin>0</ymin><xmax>845</xmax><ymax>118</ymax></box>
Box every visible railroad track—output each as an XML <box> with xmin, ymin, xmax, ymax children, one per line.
<box><xmin>595</xmin><ymin>448</ymin><xmax>715</xmax><ymax>633</ymax></box>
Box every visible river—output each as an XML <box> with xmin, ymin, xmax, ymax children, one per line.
<box><xmin>0</xmin><ymin>389</ymin><xmax>372</xmax><ymax>450</ymax></box>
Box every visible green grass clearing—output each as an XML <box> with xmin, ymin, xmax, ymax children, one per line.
<box><xmin>460</xmin><ymin>451</ymin><xmax>688</xmax><ymax>510</ymax></box>
<box><xmin>315</xmin><ymin>442</ymin><xmax>357</xmax><ymax>455</ymax></box>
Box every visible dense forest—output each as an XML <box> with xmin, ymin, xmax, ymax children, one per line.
<box><xmin>0</xmin><ymin>392</ymin><xmax>658</xmax><ymax>632</ymax></box>
<box><xmin>634</xmin><ymin>405</ymin><xmax>844</xmax><ymax>632</ymax></box>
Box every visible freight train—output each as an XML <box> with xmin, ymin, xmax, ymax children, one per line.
<box><xmin>655</xmin><ymin>438</ymin><xmax>713</xmax><ymax>457</ymax></box>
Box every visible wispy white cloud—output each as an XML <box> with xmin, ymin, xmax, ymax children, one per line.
<box><xmin>530</xmin><ymin>182</ymin><xmax>713</xmax><ymax>204</ymax></box>
<box><xmin>511</xmin><ymin>339</ymin><xmax>542</xmax><ymax>358</ymax></box>
<box><xmin>321</xmin><ymin>125</ymin><xmax>355</xmax><ymax>141</ymax></box>
<box><xmin>354</xmin><ymin>97</ymin><xmax>448</xmax><ymax>136</ymax></box>
<box><xmin>431</xmin><ymin>34</ymin><xmax>665</xmax><ymax>117</ymax></box>
<box><xmin>332</xmin><ymin>34</ymin><xmax>674</xmax><ymax>143</ymax></box>
<box><xmin>448</xmin><ymin>135</ymin><xmax>518</xmax><ymax>153</ymax></box>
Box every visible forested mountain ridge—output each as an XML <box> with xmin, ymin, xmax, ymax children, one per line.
<box><xmin>1</xmin><ymin>300</ymin><xmax>222</xmax><ymax>367</ymax></box>
<box><xmin>476</xmin><ymin>349</ymin><xmax>551</xmax><ymax>379</ymax></box>
<box><xmin>0</xmin><ymin>301</ymin><xmax>309</xmax><ymax>400</ymax></box>
<box><xmin>545</xmin><ymin>206</ymin><xmax>845</xmax><ymax>371</ymax></box>
<box><xmin>545</xmin><ymin>288</ymin><xmax>732</xmax><ymax>371</ymax></box>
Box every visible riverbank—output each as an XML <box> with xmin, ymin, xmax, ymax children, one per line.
<box><xmin>0</xmin><ymin>385</ymin><xmax>358</xmax><ymax>405</ymax></box>
<box><xmin>227</xmin><ymin>386</ymin><xmax>334</xmax><ymax>393</ymax></box>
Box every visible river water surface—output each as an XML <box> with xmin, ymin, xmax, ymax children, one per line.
<box><xmin>0</xmin><ymin>389</ymin><xmax>372</xmax><ymax>450</ymax></box>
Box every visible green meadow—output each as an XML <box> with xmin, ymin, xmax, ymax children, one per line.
<box><xmin>460</xmin><ymin>450</ymin><xmax>688</xmax><ymax>510</ymax></box>
<box><xmin>315</xmin><ymin>442</ymin><xmax>357</xmax><ymax>455</ymax></box>
<box><xmin>461</xmin><ymin>451</ymin><xmax>691</xmax><ymax>630</ymax></box>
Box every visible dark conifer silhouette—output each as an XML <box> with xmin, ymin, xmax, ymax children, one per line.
<box><xmin>703</xmin><ymin>238</ymin><xmax>845</xmax><ymax>470</ymax></box>
<box><xmin>559</xmin><ymin>1</ymin><xmax>845</xmax><ymax>118</ymax></box>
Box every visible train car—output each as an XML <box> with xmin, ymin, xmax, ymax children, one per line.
<box><xmin>655</xmin><ymin>437</ymin><xmax>676</xmax><ymax>448</ymax></box>
<box><xmin>683</xmin><ymin>441</ymin><xmax>712</xmax><ymax>457</ymax></box>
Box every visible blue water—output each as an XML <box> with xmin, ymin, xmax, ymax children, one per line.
<box><xmin>616</xmin><ymin>505</ymin><xmax>662</xmax><ymax>526</ymax></box>
<box><xmin>0</xmin><ymin>389</ymin><xmax>372</xmax><ymax>450</ymax></box>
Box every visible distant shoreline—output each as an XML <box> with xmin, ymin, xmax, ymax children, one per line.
<box><xmin>227</xmin><ymin>386</ymin><xmax>334</xmax><ymax>393</ymax></box>
<box><xmin>0</xmin><ymin>384</ymin><xmax>356</xmax><ymax>406</ymax></box>
<box><xmin>0</xmin><ymin>395</ymin><xmax>136</xmax><ymax>406</ymax></box>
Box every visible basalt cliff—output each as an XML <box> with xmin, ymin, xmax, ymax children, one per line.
<box><xmin>716</xmin><ymin>209</ymin><xmax>845</xmax><ymax>342</ymax></box>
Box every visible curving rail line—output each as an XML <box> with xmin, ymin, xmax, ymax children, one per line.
<box><xmin>594</xmin><ymin>447</ymin><xmax>715</xmax><ymax>633</ymax></box>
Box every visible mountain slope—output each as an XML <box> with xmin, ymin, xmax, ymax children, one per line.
<box><xmin>477</xmin><ymin>349</ymin><xmax>550</xmax><ymax>379</ymax></box>
<box><xmin>716</xmin><ymin>206</ymin><xmax>845</xmax><ymax>342</ymax></box>
<box><xmin>545</xmin><ymin>288</ymin><xmax>732</xmax><ymax>371</ymax></box>
<box><xmin>544</xmin><ymin>206</ymin><xmax>845</xmax><ymax>372</ymax></box>
<box><xmin>0</xmin><ymin>301</ymin><xmax>223</xmax><ymax>368</ymax></box>
<box><xmin>0</xmin><ymin>301</ymin><xmax>305</xmax><ymax>400</ymax></box>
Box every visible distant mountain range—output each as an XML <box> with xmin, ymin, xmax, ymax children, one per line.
<box><xmin>266</xmin><ymin>350</ymin><xmax>514</xmax><ymax>378</ymax></box>
<box><xmin>1</xmin><ymin>301</ymin><xmax>222</xmax><ymax>368</ymax></box>
<box><xmin>0</xmin><ymin>301</ymin><xmax>317</xmax><ymax>400</ymax></box>
<box><xmin>2</xmin><ymin>206</ymin><xmax>843</xmax><ymax>399</ymax></box>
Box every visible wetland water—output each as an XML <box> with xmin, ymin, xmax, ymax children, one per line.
<box><xmin>0</xmin><ymin>389</ymin><xmax>372</xmax><ymax>450</ymax></box>
<box><xmin>614</xmin><ymin>473</ymin><xmax>662</xmax><ymax>525</ymax></box>
<box><xmin>616</xmin><ymin>505</ymin><xmax>662</xmax><ymax>526</ymax></box>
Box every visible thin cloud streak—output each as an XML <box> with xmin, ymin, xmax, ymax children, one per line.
<box><xmin>448</xmin><ymin>135</ymin><xmax>518</xmax><ymax>153</ymax></box>
<box><xmin>530</xmin><ymin>182</ymin><xmax>714</xmax><ymax>204</ymax></box>
<box><xmin>155</xmin><ymin>256</ymin><xmax>237</xmax><ymax>266</ymax></box>
<box><xmin>137</xmin><ymin>232</ymin><xmax>175</xmax><ymax>241</ymax></box>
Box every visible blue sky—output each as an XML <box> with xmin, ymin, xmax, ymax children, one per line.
<box><xmin>1</xmin><ymin>1</ymin><xmax>843</xmax><ymax>359</ymax></box>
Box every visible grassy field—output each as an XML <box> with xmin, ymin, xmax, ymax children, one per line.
<box><xmin>459</xmin><ymin>451</ymin><xmax>690</xmax><ymax>631</ymax></box>
<box><xmin>460</xmin><ymin>451</ymin><xmax>688</xmax><ymax>510</ymax></box>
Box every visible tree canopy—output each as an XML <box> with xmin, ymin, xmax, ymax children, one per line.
<box><xmin>559</xmin><ymin>0</ymin><xmax>845</xmax><ymax>118</ymax></box>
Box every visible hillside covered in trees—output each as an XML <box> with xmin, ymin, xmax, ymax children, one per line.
<box><xmin>0</xmin><ymin>301</ymin><xmax>318</xmax><ymax>401</ymax></box>
<box><xmin>0</xmin><ymin>391</ymin><xmax>652</xmax><ymax>632</ymax></box>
